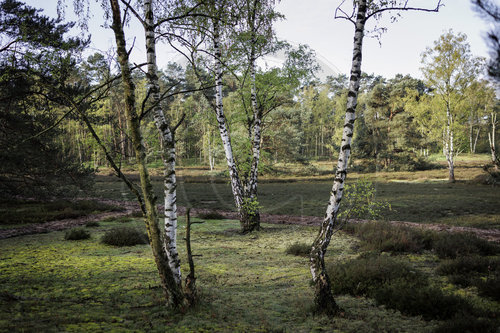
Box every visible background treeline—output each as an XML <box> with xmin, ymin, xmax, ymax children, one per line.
<box><xmin>0</xmin><ymin>0</ymin><xmax>498</xmax><ymax>200</ymax></box>
<box><xmin>47</xmin><ymin>60</ymin><xmax>498</xmax><ymax>173</ymax></box>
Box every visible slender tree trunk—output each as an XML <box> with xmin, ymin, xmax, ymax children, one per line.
<box><xmin>445</xmin><ymin>103</ymin><xmax>455</xmax><ymax>182</ymax></box>
<box><xmin>245</xmin><ymin>22</ymin><xmax>261</xmax><ymax>232</ymax></box>
<box><xmin>469</xmin><ymin>116</ymin><xmax>474</xmax><ymax>154</ymax></box>
<box><xmin>212</xmin><ymin>20</ymin><xmax>248</xmax><ymax>230</ymax></box>
<box><xmin>473</xmin><ymin>127</ymin><xmax>480</xmax><ymax>154</ymax></box>
<box><xmin>144</xmin><ymin>0</ymin><xmax>185</xmax><ymax>298</ymax></box>
<box><xmin>489</xmin><ymin>112</ymin><xmax>498</xmax><ymax>170</ymax></box>
<box><xmin>109</xmin><ymin>0</ymin><xmax>185</xmax><ymax>308</ymax></box>
<box><xmin>309</xmin><ymin>0</ymin><xmax>367</xmax><ymax>316</ymax></box>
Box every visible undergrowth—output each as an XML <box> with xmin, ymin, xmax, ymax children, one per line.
<box><xmin>346</xmin><ymin>221</ymin><xmax>498</xmax><ymax>258</ymax></box>
<box><xmin>101</xmin><ymin>226</ymin><xmax>148</xmax><ymax>246</ymax></box>
<box><xmin>64</xmin><ymin>228</ymin><xmax>91</xmax><ymax>241</ymax></box>
<box><xmin>197</xmin><ymin>211</ymin><xmax>226</xmax><ymax>220</ymax></box>
<box><xmin>348</xmin><ymin>221</ymin><xmax>434</xmax><ymax>253</ymax></box>
<box><xmin>433</xmin><ymin>232</ymin><xmax>499</xmax><ymax>259</ymax></box>
<box><xmin>285</xmin><ymin>242</ymin><xmax>310</xmax><ymax>256</ymax></box>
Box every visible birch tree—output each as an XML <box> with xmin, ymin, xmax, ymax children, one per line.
<box><xmin>107</xmin><ymin>0</ymin><xmax>190</xmax><ymax>308</ymax></box>
<box><xmin>229</xmin><ymin>0</ymin><xmax>283</xmax><ymax>231</ymax></box>
<box><xmin>464</xmin><ymin>80</ymin><xmax>496</xmax><ymax>154</ymax></box>
<box><xmin>309</xmin><ymin>0</ymin><xmax>442</xmax><ymax>315</ymax></box>
<box><xmin>164</xmin><ymin>0</ymin><xmax>284</xmax><ymax>233</ymax></box>
<box><xmin>421</xmin><ymin>31</ymin><xmax>482</xmax><ymax>182</ymax></box>
<box><xmin>488</xmin><ymin>103</ymin><xmax>500</xmax><ymax>170</ymax></box>
<box><xmin>61</xmin><ymin>0</ymin><xmax>210</xmax><ymax>308</ymax></box>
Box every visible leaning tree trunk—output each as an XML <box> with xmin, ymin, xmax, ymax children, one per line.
<box><xmin>212</xmin><ymin>20</ymin><xmax>250</xmax><ymax>231</ymax></box>
<box><xmin>109</xmin><ymin>0</ymin><xmax>185</xmax><ymax>308</ymax></box>
<box><xmin>143</xmin><ymin>0</ymin><xmax>187</xmax><ymax>304</ymax></box>
<box><xmin>309</xmin><ymin>0</ymin><xmax>367</xmax><ymax>316</ymax></box>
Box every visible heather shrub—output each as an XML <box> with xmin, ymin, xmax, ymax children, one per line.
<box><xmin>64</xmin><ymin>228</ymin><xmax>91</xmax><ymax>240</ymax></box>
<box><xmin>433</xmin><ymin>232</ymin><xmax>498</xmax><ymax>259</ymax></box>
<box><xmin>101</xmin><ymin>226</ymin><xmax>148</xmax><ymax>247</ymax></box>
<box><xmin>353</xmin><ymin>221</ymin><xmax>434</xmax><ymax>254</ymax></box>
<box><xmin>197</xmin><ymin>211</ymin><xmax>226</xmax><ymax>220</ymax></box>
<box><xmin>285</xmin><ymin>242</ymin><xmax>310</xmax><ymax>257</ymax></box>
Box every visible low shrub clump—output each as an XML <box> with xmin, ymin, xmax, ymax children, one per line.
<box><xmin>328</xmin><ymin>254</ymin><xmax>427</xmax><ymax>296</ymax></box>
<box><xmin>373</xmin><ymin>281</ymin><xmax>470</xmax><ymax>320</ymax></box>
<box><xmin>101</xmin><ymin>226</ymin><xmax>148</xmax><ymax>247</ymax></box>
<box><xmin>0</xmin><ymin>200</ymin><xmax>123</xmax><ymax>226</ymax></box>
<box><xmin>350</xmin><ymin>222</ymin><xmax>498</xmax><ymax>259</ymax></box>
<box><xmin>327</xmin><ymin>254</ymin><xmax>472</xmax><ymax>320</ymax></box>
<box><xmin>437</xmin><ymin>256</ymin><xmax>499</xmax><ymax>288</ymax></box>
<box><xmin>197</xmin><ymin>211</ymin><xmax>226</xmax><ymax>220</ymax></box>
<box><xmin>475</xmin><ymin>273</ymin><xmax>500</xmax><ymax>302</ymax></box>
<box><xmin>64</xmin><ymin>228</ymin><xmax>91</xmax><ymax>240</ymax></box>
<box><xmin>437</xmin><ymin>256</ymin><xmax>495</xmax><ymax>276</ymax></box>
<box><xmin>352</xmin><ymin>221</ymin><xmax>434</xmax><ymax>254</ymax></box>
<box><xmin>285</xmin><ymin>242</ymin><xmax>310</xmax><ymax>256</ymax></box>
<box><xmin>85</xmin><ymin>221</ymin><xmax>100</xmax><ymax>228</ymax></box>
<box><xmin>434</xmin><ymin>314</ymin><xmax>499</xmax><ymax>333</ymax></box>
<box><xmin>433</xmin><ymin>232</ymin><xmax>498</xmax><ymax>259</ymax></box>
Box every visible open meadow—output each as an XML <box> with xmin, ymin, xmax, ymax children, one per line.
<box><xmin>94</xmin><ymin>156</ymin><xmax>500</xmax><ymax>229</ymax></box>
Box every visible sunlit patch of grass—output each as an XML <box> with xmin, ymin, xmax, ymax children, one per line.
<box><xmin>0</xmin><ymin>218</ymin><xmax>450</xmax><ymax>332</ymax></box>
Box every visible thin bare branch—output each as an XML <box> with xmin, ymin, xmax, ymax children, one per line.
<box><xmin>366</xmin><ymin>0</ymin><xmax>443</xmax><ymax>21</ymax></box>
<box><xmin>119</xmin><ymin>0</ymin><xmax>146</xmax><ymax>27</ymax></box>
<box><xmin>172</xmin><ymin>113</ymin><xmax>186</xmax><ymax>134</ymax></box>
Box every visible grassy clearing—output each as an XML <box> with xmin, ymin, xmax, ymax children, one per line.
<box><xmin>1</xmin><ymin>217</ymin><xmax>450</xmax><ymax>332</ymax></box>
<box><xmin>93</xmin><ymin>172</ymin><xmax>500</xmax><ymax>229</ymax></box>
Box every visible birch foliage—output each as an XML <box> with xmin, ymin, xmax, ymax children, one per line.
<box><xmin>420</xmin><ymin>30</ymin><xmax>483</xmax><ymax>182</ymax></box>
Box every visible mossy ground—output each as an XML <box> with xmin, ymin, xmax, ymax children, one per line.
<box><xmin>0</xmin><ymin>217</ymin><xmax>450</xmax><ymax>332</ymax></box>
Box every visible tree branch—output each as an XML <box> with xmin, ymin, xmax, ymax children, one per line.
<box><xmin>119</xmin><ymin>0</ymin><xmax>146</xmax><ymax>27</ymax></box>
<box><xmin>366</xmin><ymin>0</ymin><xmax>443</xmax><ymax>21</ymax></box>
<box><xmin>172</xmin><ymin>113</ymin><xmax>186</xmax><ymax>134</ymax></box>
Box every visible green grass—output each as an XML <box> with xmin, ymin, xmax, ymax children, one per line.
<box><xmin>2</xmin><ymin>215</ymin><xmax>499</xmax><ymax>331</ymax></box>
<box><xmin>1</xmin><ymin>218</ymin><xmax>445</xmax><ymax>332</ymax></box>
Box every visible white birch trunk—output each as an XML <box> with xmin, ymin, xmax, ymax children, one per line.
<box><xmin>242</xmin><ymin>1</ymin><xmax>262</xmax><ymax>232</ymax></box>
<box><xmin>473</xmin><ymin>128</ymin><xmax>480</xmax><ymax>154</ymax></box>
<box><xmin>309</xmin><ymin>0</ymin><xmax>367</xmax><ymax>314</ymax></box>
<box><xmin>489</xmin><ymin>112</ymin><xmax>498</xmax><ymax>170</ymax></box>
<box><xmin>144</xmin><ymin>0</ymin><xmax>182</xmax><ymax>286</ymax></box>
<box><xmin>248</xmin><ymin>39</ymin><xmax>261</xmax><ymax>202</ymax></box>
<box><xmin>445</xmin><ymin>103</ymin><xmax>455</xmax><ymax>182</ymax></box>
<box><xmin>213</xmin><ymin>21</ymin><xmax>244</xmax><ymax>212</ymax></box>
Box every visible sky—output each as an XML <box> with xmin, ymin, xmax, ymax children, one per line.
<box><xmin>24</xmin><ymin>0</ymin><xmax>494</xmax><ymax>80</ymax></box>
